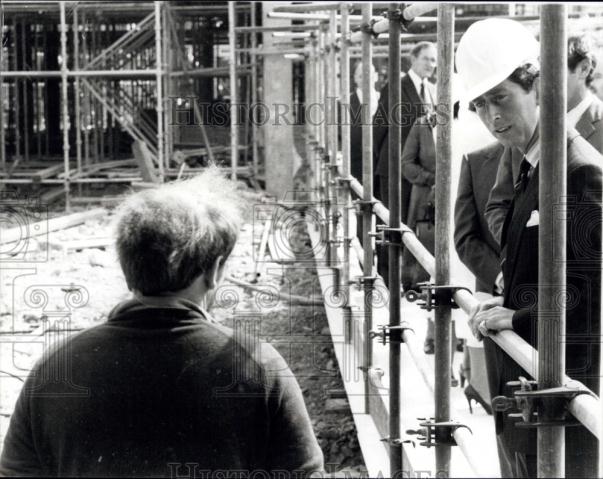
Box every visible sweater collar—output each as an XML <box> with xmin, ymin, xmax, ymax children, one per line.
<box><xmin>107</xmin><ymin>294</ymin><xmax>212</xmax><ymax>322</ymax></box>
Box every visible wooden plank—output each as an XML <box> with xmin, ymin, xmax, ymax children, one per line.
<box><xmin>132</xmin><ymin>141</ymin><xmax>160</xmax><ymax>184</ymax></box>
<box><xmin>33</xmin><ymin>163</ymin><xmax>64</xmax><ymax>182</ymax></box>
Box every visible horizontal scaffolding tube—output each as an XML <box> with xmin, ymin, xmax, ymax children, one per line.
<box><xmin>347</xmin><ymin>177</ymin><xmax>601</xmax><ymax>440</ymax></box>
<box><xmin>349</xmin><ymin>3</ymin><xmax>437</xmax><ymax>42</ymax></box>
<box><xmin>0</xmin><ymin>70</ymin><xmax>159</xmax><ymax>78</ymax></box>
<box><xmin>235</xmin><ymin>25</ymin><xmax>320</xmax><ymax>33</ymax></box>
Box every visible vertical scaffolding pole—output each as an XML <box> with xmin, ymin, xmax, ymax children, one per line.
<box><xmin>328</xmin><ymin>9</ymin><xmax>339</xmax><ymax>282</ymax></box>
<box><xmin>163</xmin><ymin>3</ymin><xmax>173</xmax><ymax>167</ymax></box>
<box><xmin>387</xmin><ymin>3</ymin><xmax>402</xmax><ymax>474</ymax></box>
<box><xmin>60</xmin><ymin>1</ymin><xmax>70</xmax><ymax>210</ymax></box>
<box><xmin>73</xmin><ymin>6</ymin><xmax>82</xmax><ymax>176</ymax></box>
<box><xmin>82</xmin><ymin>12</ymin><xmax>90</xmax><ymax>169</ymax></box>
<box><xmin>434</xmin><ymin>4</ymin><xmax>454</xmax><ymax>476</ymax></box>
<box><xmin>12</xmin><ymin>18</ymin><xmax>21</xmax><ymax>161</ymax></box>
<box><xmin>321</xmin><ymin>22</ymin><xmax>332</xmax><ymax>266</ymax></box>
<box><xmin>0</xmin><ymin>2</ymin><xmax>5</xmax><ymax>170</ymax></box>
<box><xmin>340</xmin><ymin>3</ymin><xmax>352</xmax><ymax>337</ymax></box>
<box><xmin>154</xmin><ymin>0</ymin><xmax>164</xmax><ymax>180</ymax></box>
<box><xmin>538</xmin><ymin>5</ymin><xmax>567</xmax><ymax>477</ymax></box>
<box><xmin>313</xmin><ymin>33</ymin><xmax>321</xmax><ymax>199</ymax></box>
<box><xmin>360</xmin><ymin>2</ymin><xmax>374</xmax><ymax>415</ymax></box>
<box><xmin>250</xmin><ymin>1</ymin><xmax>258</xmax><ymax>178</ymax></box>
<box><xmin>21</xmin><ymin>18</ymin><xmax>29</xmax><ymax>163</ymax></box>
<box><xmin>228</xmin><ymin>1</ymin><xmax>238</xmax><ymax>180</ymax></box>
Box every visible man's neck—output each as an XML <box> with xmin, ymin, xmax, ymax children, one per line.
<box><xmin>519</xmin><ymin>122</ymin><xmax>540</xmax><ymax>156</ymax></box>
<box><xmin>568</xmin><ymin>85</ymin><xmax>588</xmax><ymax>111</ymax></box>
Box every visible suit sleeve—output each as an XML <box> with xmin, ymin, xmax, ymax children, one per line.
<box><xmin>485</xmin><ymin>148</ymin><xmax>515</xmax><ymax>246</ymax></box>
<box><xmin>401</xmin><ymin>123</ymin><xmax>435</xmax><ymax>186</ymax></box>
<box><xmin>263</xmin><ymin>343</ymin><xmax>324</xmax><ymax>474</ymax></box>
<box><xmin>0</xmin><ymin>377</ymin><xmax>44</xmax><ymax>477</ymax></box>
<box><xmin>454</xmin><ymin>156</ymin><xmax>501</xmax><ymax>291</ymax></box>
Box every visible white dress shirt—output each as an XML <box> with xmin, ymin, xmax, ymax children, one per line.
<box><xmin>355</xmin><ymin>87</ymin><xmax>379</xmax><ymax>117</ymax></box>
<box><xmin>407</xmin><ymin>68</ymin><xmax>434</xmax><ymax>106</ymax></box>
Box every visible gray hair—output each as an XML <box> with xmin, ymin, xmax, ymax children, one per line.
<box><xmin>114</xmin><ymin>166</ymin><xmax>243</xmax><ymax>295</ymax></box>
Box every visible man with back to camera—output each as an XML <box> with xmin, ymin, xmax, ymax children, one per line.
<box><xmin>0</xmin><ymin>167</ymin><xmax>324</xmax><ymax>477</ymax></box>
<box><xmin>457</xmin><ymin>18</ymin><xmax>602</xmax><ymax>478</ymax></box>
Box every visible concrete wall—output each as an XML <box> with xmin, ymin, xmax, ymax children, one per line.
<box><xmin>261</xmin><ymin>2</ymin><xmax>299</xmax><ymax>200</ymax></box>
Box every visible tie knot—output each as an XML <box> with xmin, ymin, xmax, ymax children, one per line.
<box><xmin>515</xmin><ymin>158</ymin><xmax>532</xmax><ymax>192</ymax></box>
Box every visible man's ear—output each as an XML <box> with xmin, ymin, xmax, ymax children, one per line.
<box><xmin>579</xmin><ymin>58</ymin><xmax>593</xmax><ymax>79</ymax></box>
<box><xmin>205</xmin><ymin>256</ymin><xmax>225</xmax><ymax>291</ymax></box>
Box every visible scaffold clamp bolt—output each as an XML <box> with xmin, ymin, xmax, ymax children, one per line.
<box><xmin>369</xmin><ymin>322</ymin><xmax>414</xmax><ymax>345</ymax></box>
<box><xmin>404</xmin><ymin>283</ymin><xmax>473</xmax><ymax>312</ymax></box>
<box><xmin>407</xmin><ymin>418</ymin><xmax>472</xmax><ymax>448</ymax></box>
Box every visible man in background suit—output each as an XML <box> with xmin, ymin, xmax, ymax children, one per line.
<box><xmin>454</xmin><ymin>141</ymin><xmax>505</xmax><ymax>295</ymax></box>
<box><xmin>350</xmin><ymin>61</ymin><xmax>378</xmax><ymax>183</ymax></box>
<box><xmin>486</xmin><ymin>33</ymin><xmax>603</xmax><ymax>245</ymax></box>
<box><xmin>373</xmin><ymin>41</ymin><xmax>436</xmax><ymax>223</ymax></box>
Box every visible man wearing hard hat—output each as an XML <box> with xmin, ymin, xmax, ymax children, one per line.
<box><xmin>457</xmin><ymin>18</ymin><xmax>602</xmax><ymax>478</ymax></box>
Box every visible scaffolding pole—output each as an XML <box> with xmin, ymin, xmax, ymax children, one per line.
<box><xmin>20</xmin><ymin>18</ymin><xmax>29</xmax><ymax>163</ymax></box>
<box><xmin>229</xmin><ymin>1</ymin><xmax>238</xmax><ymax>181</ymax></box>
<box><xmin>250</xmin><ymin>1</ymin><xmax>258</xmax><ymax>178</ymax></box>
<box><xmin>387</xmin><ymin>3</ymin><xmax>403</xmax><ymax>474</ymax></box>
<box><xmin>340</xmin><ymin>3</ymin><xmax>352</xmax><ymax>339</ymax></box>
<box><xmin>60</xmin><ymin>1</ymin><xmax>70</xmax><ymax>210</ymax></box>
<box><xmin>360</xmin><ymin>2</ymin><xmax>374</xmax><ymax>416</ymax></box>
<box><xmin>538</xmin><ymin>5</ymin><xmax>567</xmax><ymax>477</ymax></box>
<box><xmin>74</xmin><ymin>6</ymin><xmax>82</xmax><ymax>176</ymax></box>
<box><xmin>154</xmin><ymin>1</ymin><xmax>164</xmax><ymax>179</ymax></box>
<box><xmin>0</xmin><ymin>2</ymin><xmax>5</xmax><ymax>170</ymax></box>
<box><xmin>434</xmin><ymin>4</ymin><xmax>454</xmax><ymax>476</ymax></box>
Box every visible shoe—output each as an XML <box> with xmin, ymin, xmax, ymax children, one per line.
<box><xmin>423</xmin><ymin>338</ymin><xmax>434</xmax><ymax>355</ymax></box>
<box><xmin>458</xmin><ymin>365</ymin><xmax>470</xmax><ymax>388</ymax></box>
<box><xmin>450</xmin><ymin>374</ymin><xmax>459</xmax><ymax>388</ymax></box>
<box><xmin>464</xmin><ymin>384</ymin><xmax>493</xmax><ymax>415</ymax></box>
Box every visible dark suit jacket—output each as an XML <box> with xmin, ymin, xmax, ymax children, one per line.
<box><xmin>454</xmin><ymin>142</ymin><xmax>505</xmax><ymax>293</ymax></box>
<box><xmin>485</xmin><ymin>132</ymin><xmax>602</xmax><ymax>472</ymax></box>
<box><xmin>486</xmin><ymin>97</ymin><xmax>603</xmax><ymax>245</ymax></box>
<box><xmin>373</xmin><ymin>74</ymin><xmax>435</xmax><ymax>221</ymax></box>
<box><xmin>401</xmin><ymin>115</ymin><xmax>436</xmax><ymax>229</ymax></box>
<box><xmin>349</xmin><ymin>91</ymin><xmax>363</xmax><ymax>182</ymax></box>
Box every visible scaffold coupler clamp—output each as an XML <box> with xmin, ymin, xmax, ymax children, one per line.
<box><xmin>348</xmin><ymin>274</ymin><xmax>377</xmax><ymax>291</ymax></box>
<box><xmin>359</xmin><ymin>19</ymin><xmax>379</xmax><ymax>39</ymax></box>
<box><xmin>406</xmin><ymin>418</ymin><xmax>472</xmax><ymax>448</ymax></box>
<box><xmin>369</xmin><ymin>321</ymin><xmax>414</xmax><ymax>345</ymax></box>
<box><xmin>404</xmin><ymin>283</ymin><xmax>472</xmax><ymax>312</ymax></box>
<box><xmin>491</xmin><ymin>376</ymin><xmax>595</xmax><ymax>428</ymax></box>
<box><xmin>352</xmin><ymin>198</ymin><xmax>377</xmax><ymax>216</ymax></box>
<box><xmin>386</xmin><ymin>5</ymin><xmax>414</xmax><ymax>32</ymax></box>
<box><xmin>380</xmin><ymin>436</ymin><xmax>416</xmax><ymax>449</ymax></box>
<box><xmin>369</xmin><ymin>225</ymin><xmax>412</xmax><ymax>246</ymax></box>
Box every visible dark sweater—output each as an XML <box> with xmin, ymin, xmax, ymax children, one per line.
<box><xmin>0</xmin><ymin>300</ymin><xmax>324</xmax><ymax>477</ymax></box>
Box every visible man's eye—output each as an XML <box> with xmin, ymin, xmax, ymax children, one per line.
<box><xmin>473</xmin><ymin>100</ymin><xmax>485</xmax><ymax>109</ymax></box>
<box><xmin>494</xmin><ymin>95</ymin><xmax>506</xmax><ymax>103</ymax></box>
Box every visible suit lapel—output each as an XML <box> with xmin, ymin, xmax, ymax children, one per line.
<box><xmin>402</xmin><ymin>75</ymin><xmax>422</xmax><ymax>105</ymax></box>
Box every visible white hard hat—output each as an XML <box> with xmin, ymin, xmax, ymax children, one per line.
<box><xmin>456</xmin><ymin>18</ymin><xmax>540</xmax><ymax>102</ymax></box>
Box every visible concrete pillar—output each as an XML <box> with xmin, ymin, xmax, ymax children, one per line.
<box><xmin>262</xmin><ymin>2</ymin><xmax>297</xmax><ymax>200</ymax></box>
